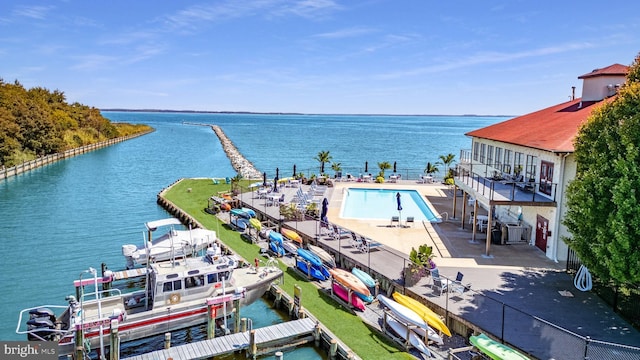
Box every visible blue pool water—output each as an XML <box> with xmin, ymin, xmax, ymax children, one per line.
<box><xmin>340</xmin><ymin>188</ymin><xmax>440</xmax><ymax>222</ymax></box>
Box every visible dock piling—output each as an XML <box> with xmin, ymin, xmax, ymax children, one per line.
<box><xmin>241</xmin><ymin>318</ymin><xmax>247</xmax><ymax>333</ymax></box>
<box><xmin>329</xmin><ymin>339</ymin><xmax>338</xmax><ymax>359</ymax></box>
<box><xmin>275</xmin><ymin>351</ymin><xmax>284</xmax><ymax>359</ymax></box>
<box><xmin>164</xmin><ymin>332</ymin><xmax>171</xmax><ymax>349</ymax></box>
<box><xmin>109</xmin><ymin>319</ymin><xmax>120</xmax><ymax>360</ymax></box>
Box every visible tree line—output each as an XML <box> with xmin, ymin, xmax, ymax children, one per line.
<box><xmin>0</xmin><ymin>79</ymin><xmax>151</xmax><ymax>167</ymax></box>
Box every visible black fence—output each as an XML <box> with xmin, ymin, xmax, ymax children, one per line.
<box><xmin>566</xmin><ymin>248</ymin><xmax>640</xmax><ymax>331</ymax></box>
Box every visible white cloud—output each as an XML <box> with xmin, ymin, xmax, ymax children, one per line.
<box><xmin>314</xmin><ymin>26</ymin><xmax>375</xmax><ymax>39</ymax></box>
<box><xmin>12</xmin><ymin>5</ymin><xmax>54</xmax><ymax>20</ymax></box>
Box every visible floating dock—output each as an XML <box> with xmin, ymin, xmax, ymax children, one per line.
<box><xmin>124</xmin><ymin>318</ymin><xmax>317</xmax><ymax>360</ymax></box>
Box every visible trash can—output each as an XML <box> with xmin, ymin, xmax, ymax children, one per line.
<box><xmin>491</xmin><ymin>228</ymin><xmax>502</xmax><ymax>244</ymax></box>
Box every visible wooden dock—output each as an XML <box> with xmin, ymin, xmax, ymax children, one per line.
<box><xmin>124</xmin><ymin>318</ymin><xmax>317</xmax><ymax>360</ymax></box>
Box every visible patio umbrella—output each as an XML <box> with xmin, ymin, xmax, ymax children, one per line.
<box><xmin>263</xmin><ymin>172</ymin><xmax>267</xmax><ymax>187</ymax></box>
<box><xmin>273</xmin><ymin>176</ymin><xmax>279</xmax><ymax>192</ymax></box>
<box><xmin>364</xmin><ymin>161</ymin><xmax>368</xmax><ymax>173</ymax></box>
<box><xmin>320</xmin><ymin>198</ymin><xmax>329</xmax><ymax>226</ymax></box>
<box><xmin>396</xmin><ymin>192</ymin><xmax>403</xmax><ymax>223</ymax></box>
<box><xmin>393</xmin><ymin>161</ymin><xmax>397</xmax><ymax>173</ymax></box>
<box><xmin>293</xmin><ymin>164</ymin><xmax>297</xmax><ymax>177</ymax></box>
<box><xmin>276</xmin><ymin>167</ymin><xmax>279</xmax><ymax>179</ymax></box>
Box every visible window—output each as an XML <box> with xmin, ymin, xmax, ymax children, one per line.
<box><xmin>495</xmin><ymin>147</ymin><xmax>503</xmax><ymax>170</ymax></box>
<box><xmin>473</xmin><ymin>142</ymin><xmax>479</xmax><ymax>161</ymax></box>
<box><xmin>503</xmin><ymin>149</ymin><xmax>512</xmax><ymax>173</ymax></box>
<box><xmin>540</xmin><ymin>161</ymin><xmax>554</xmax><ymax>195</ymax></box>
<box><xmin>480</xmin><ymin>144</ymin><xmax>486</xmax><ymax>163</ymax></box>
<box><xmin>487</xmin><ymin>145</ymin><xmax>494</xmax><ymax>167</ymax></box>
<box><xmin>526</xmin><ymin>155</ymin><xmax>537</xmax><ymax>181</ymax></box>
<box><xmin>207</xmin><ymin>273</ymin><xmax>219</xmax><ymax>284</ymax></box>
<box><xmin>514</xmin><ymin>152</ymin><xmax>524</xmax><ymax>174</ymax></box>
<box><xmin>186</xmin><ymin>275</ymin><xmax>204</xmax><ymax>288</ymax></box>
<box><xmin>163</xmin><ymin>279</ymin><xmax>183</xmax><ymax>292</ymax></box>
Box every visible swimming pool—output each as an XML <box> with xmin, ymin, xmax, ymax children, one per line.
<box><xmin>340</xmin><ymin>188</ymin><xmax>441</xmax><ymax>222</ymax></box>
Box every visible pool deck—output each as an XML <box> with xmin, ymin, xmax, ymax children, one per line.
<box><xmin>235</xmin><ymin>179</ymin><xmax>640</xmax><ymax>359</ymax></box>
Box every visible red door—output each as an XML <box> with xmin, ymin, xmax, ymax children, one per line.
<box><xmin>535</xmin><ymin>215</ymin><xmax>548</xmax><ymax>252</ymax></box>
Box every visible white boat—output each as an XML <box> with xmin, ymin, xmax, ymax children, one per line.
<box><xmin>122</xmin><ymin>218</ymin><xmax>217</xmax><ymax>269</ymax></box>
<box><xmin>17</xmin><ymin>245</ymin><xmax>283</xmax><ymax>357</ymax></box>
<box><xmin>386</xmin><ymin>317</ymin><xmax>433</xmax><ymax>357</ymax></box>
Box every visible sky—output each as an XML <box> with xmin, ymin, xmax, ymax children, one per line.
<box><xmin>1</xmin><ymin>1</ymin><xmax>639</xmax><ymax>116</ymax></box>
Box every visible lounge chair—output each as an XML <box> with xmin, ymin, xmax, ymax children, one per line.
<box><xmin>359</xmin><ymin>236</ymin><xmax>383</xmax><ymax>253</ymax></box>
<box><xmin>331</xmin><ymin>224</ymin><xmax>351</xmax><ymax>241</ymax></box>
<box><xmin>405</xmin><ymin>216</ymin><xmax>415</xmax><ymax>228</ymax></box>
<box><xmin>391</xmin><ymin>216</ymin><xmax>400</xmax><ymax>227</ymax></box>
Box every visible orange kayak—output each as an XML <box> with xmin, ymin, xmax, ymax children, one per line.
<box><xmin>281</xmin><ymin>228</ymin><xmax>302</xmax><ymax>244</ymax></box>
<box><xmin>329</xmin><ymin>268</ymin><xmax>370</xmax><ymax>296</ymax></box>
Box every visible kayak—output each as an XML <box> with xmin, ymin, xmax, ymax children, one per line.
<box><xmin>307</xmin><ymin>244</ymin><xmax>336</xmax><ymax>268</ymax></box>
<box><xmin>281</xmin><ymin>228</ymin><xmax>303</xmax><ymax>244</ymax></box>
<box><xmin>392</xmin><ymin>292</ymin><xmax>451</xmax><ymax>337</ymax></box>
<box><xmin>470</xmin><ymin>333</ymin><xmax>530</xmax><ymax>360</ymax></box>
<box><xmin>351</xmin><ymin>267</ymin><xmax>376</xmax><ymax>288</ymax></box>
<box><xmin>329</xmin><ymin>268</ymin><xmax>370</xmax><ymax>297</ymax></box>
<box><xmin>332</xmin><ymin>282</ymin><xmax>365</xmax><ymax>311</ymax></box>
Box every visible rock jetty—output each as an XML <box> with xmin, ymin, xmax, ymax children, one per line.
<box><xmin>211</xmin><ymin>125</ymin><xmax>262</xmax><ymax>179</ymax></box>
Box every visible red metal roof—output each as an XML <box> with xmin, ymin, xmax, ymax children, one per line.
<box><xmin>465</xmin><ymin>98</ymin><xmax>613</xmax><ymax>153</ymax></box>
<box><xmin>467</xmin><ymin>63</ymin><xmax>629</xmax><ymax>153</ymax></box>
<box><xmin>578</xmin><ymin>63</ymin><xmax>628</xmax><ymax>79</ymax></box>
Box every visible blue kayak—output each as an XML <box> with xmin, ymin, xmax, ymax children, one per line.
<box><xmin>230</xmin><ymin>208</ymin><xmax>256</xmax><ymax>218</ymax></box>
<box><xmin>269</xmin><ymin>241</ymin><xmax>285</xmax><ymax>256</ymax></box>
<box><xmin>352</xmin><ymin>267</ymin><xmax>376</xmax><ymax>288</ymax></box>
<box><xmin>296</xmin><ymin>259</ymin><xmax>328</xmax><ymax>281</ymax></box>
<box><xmin>297</xmin><ymin>248</ymin><xmax>323</xmax><ymax>267</ymax></box>
<box><xmin>269</xmin><ymin>231</ymin><xmax>284</xmax><ymax>244</ymax></box>
<box><xmin>231</xmin><ymin>218</ymin><xmax>248</xmax><ymax>231</ymax></box>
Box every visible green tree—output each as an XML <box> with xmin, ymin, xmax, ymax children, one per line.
<box><xmin>438</xmin><ymin>153</ymin><xmax>456</xmax><ymax>179</ymax></box>
<box><xmin>314</xmin><ymin>150</ymin><xmax>332</xmax><ymax>174</ymax></box>
<box><xmin>564</xmin><ymin>53</ymin><xmax>640</xmax><ymax>285</ymax></box>
<box><xmin>330</xmin><ymin>162</ymin><xmax>342</xmax><ymax>174</ymax></box>
<box><xmin>424</xmin><ymin>162</ymin><xmax>439</xmax><ymax>176</ymax></box>
<box><xmin>377</xmin><ymin>161</ymin><xmax>391</xmax><ymax>177</ymax></box>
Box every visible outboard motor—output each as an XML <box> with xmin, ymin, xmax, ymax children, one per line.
<box><xmin>26</xmin><ymin>308</ymin><xmax>56</xmax><ymax>341</ymax></box>
<box><xmin>122</xmin><ymin>244</ymin><xmax>138</xmax><ymax>269</ymax></box>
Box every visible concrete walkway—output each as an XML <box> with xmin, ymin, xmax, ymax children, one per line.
<box><xmin>236</xmin><ymin>180</ymin><xmax>640</xmax><ymax>360</ymax></box>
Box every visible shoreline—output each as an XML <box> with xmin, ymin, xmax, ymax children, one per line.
<box><xmin>211</xmin><ymin>125</ymin><xmax>263</xmax><ymax>179</ymax></box>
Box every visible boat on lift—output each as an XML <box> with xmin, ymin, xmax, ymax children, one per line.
<box><xmin>122</xmin><ymin>218</ymin><xmax>217</xmax><ymax>269</ymax></box>
<box><xmin>16</xmin><ymin>243</ymin><xmax>283</xmax><ymax>358</ymax></box>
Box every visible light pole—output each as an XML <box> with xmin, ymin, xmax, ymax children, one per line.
<box><xmin>89</xmin><ymin>267</ymin><xmax>105</xmax><ymax>360</ymax></box>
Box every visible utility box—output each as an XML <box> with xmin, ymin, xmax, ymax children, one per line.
<box><xmin>506</xmin><ymin>224</ymin><xmax>527</xmax><ymax>244</ymax></box>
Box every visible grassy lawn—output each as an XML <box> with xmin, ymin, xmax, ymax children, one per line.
<box><xmin>164</xmin><ymin>178</ymin><xmax>414</xmax><ymax>360</ymax></box>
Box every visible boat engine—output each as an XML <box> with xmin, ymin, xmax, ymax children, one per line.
<box><xmin>122</xmin><ymin>244</ymin><xmax>138</xmax><ymax>269</ymax></box>
<box><xmin>27</xmin><ymin>308</ymin><xmax>56</xmax><ymax>341</ymax></box>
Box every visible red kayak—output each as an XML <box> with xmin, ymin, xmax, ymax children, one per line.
<box><xmin>332</xmin><ymin>282</ymin><xmax>365</xmax><ymax>311</ymax></box>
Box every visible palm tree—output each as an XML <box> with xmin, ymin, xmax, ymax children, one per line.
<box><xmin>331</xmin><ymin>162</ymin><xmax>342</xmax><ymax>176</ymax></box>
<box><xmin>438</xmin><ymin>153</ymin><xmax>456</xmax><ymax>179</ymax></box>
<box><xmin>377</xmin><ymin>161</ymin><xmax>392</xmax><ymax>177</ymax></box>
<box><xmin>314</xmin><ymin>150</ymin><xmax>332</xmax><ymax>174</ymax></box>
<box><xmin>424</xmin><ymin>162</ymin><xmax>439</xmax><ymax>176</ymax></box>
<box><xmin>230</xmin><ymin>173</ymin><xmax>243</xmax><ymax>195</ymax></box>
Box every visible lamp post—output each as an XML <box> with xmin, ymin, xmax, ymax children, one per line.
<box><xmin>89</xmin><ymin>267</ymin><xmax>105</xmax><ymax>360</ymax></box>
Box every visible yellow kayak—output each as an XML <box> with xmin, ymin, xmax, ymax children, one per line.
<box><xmin>392</xmin><ymin>292</ymin><xmax>451</xmax><ymax>337</ymax></box>
<box><xmin>281</xmin><ymin>228</ymin><xmax>302</xmax><ymax>244</ymax></box>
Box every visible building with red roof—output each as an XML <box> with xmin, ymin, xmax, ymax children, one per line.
<box><xmin>454</xmin><ymin>63</ymin><xmax>628</xmax><ymax>262</ymax></box>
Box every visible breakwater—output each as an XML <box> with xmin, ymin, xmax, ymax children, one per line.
<box><xmin>211</xmin><ymin>125</ymin><xmax>262</xmax><ymax>179</ymax></box>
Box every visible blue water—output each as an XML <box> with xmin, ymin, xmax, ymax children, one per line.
<box><xmin>341</xmin><ymin>188</ymin><xmax>439</xmax><ymax>222</ymax></box>
<box><xmin>0</xmin><ymin>111</ymin><xmax>506</xmax><ymax>355</ymax></box>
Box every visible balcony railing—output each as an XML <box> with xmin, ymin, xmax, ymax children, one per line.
<box><xmin>455</xmin><ymin>162</ymin><xmax>557</xmax><ymax>204</ymax></box>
